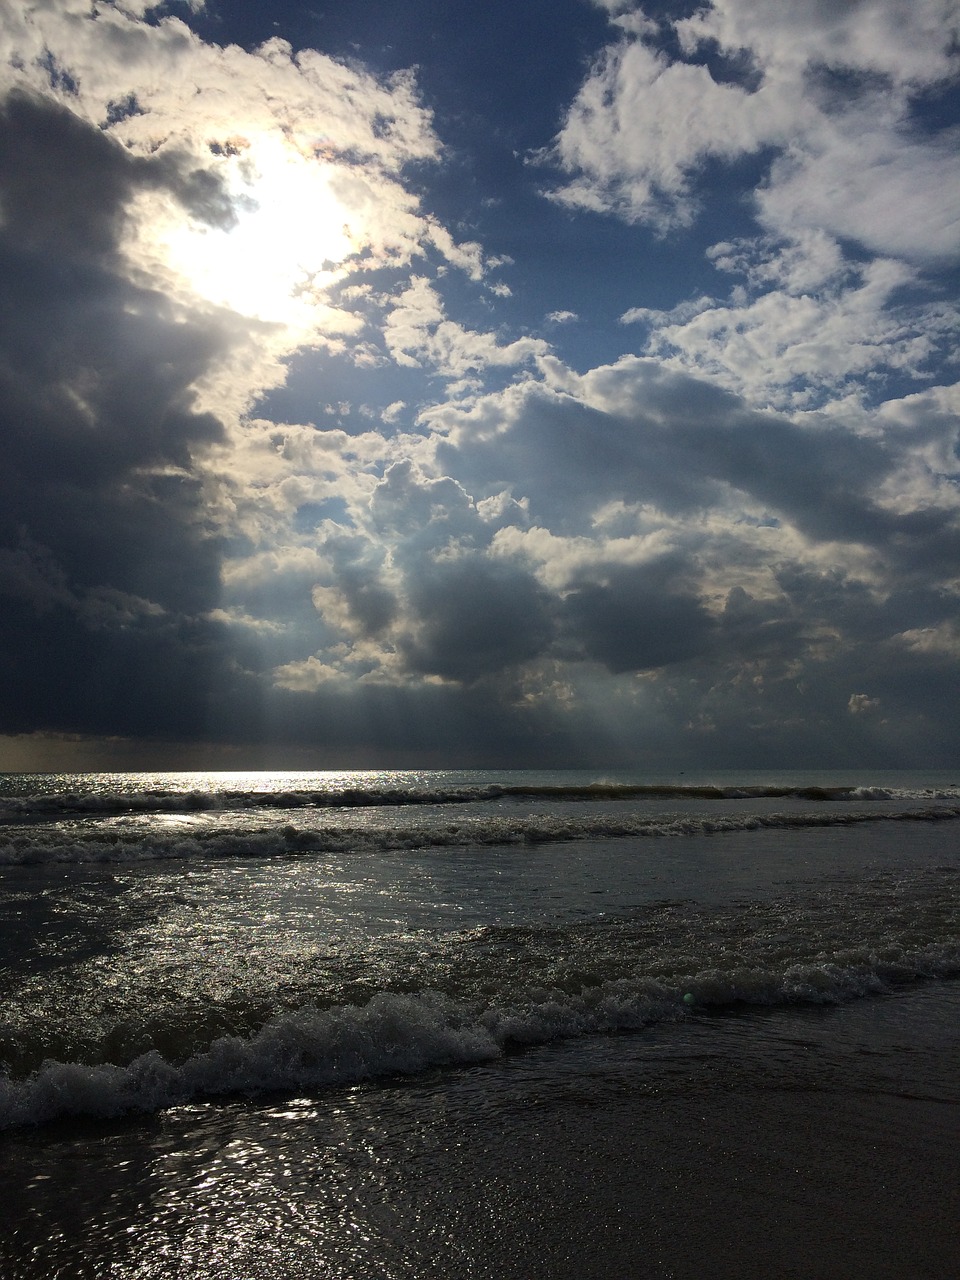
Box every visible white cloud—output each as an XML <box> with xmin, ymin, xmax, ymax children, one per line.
<box><xmin>426</xmin><ymin>222</ymin><xmax>485</xmax><ymax>280</ymax></box>
<box><xmin>272</xmin><ymin>654</ymin><xmax>346</xmax><ymax>690</ymax></box>
<box><xmin>630</xmin><ymin>244</ymin><xmax>953</xmax><ymax>410</ymax></box>
<box><xmin>848</xmin><ymin>692</ymin><xmax>880</xmax><ymax>715</ymax></box>
<box><xmin>894</xmin><ymin>623</ymin><xmax>960</xmax><ymax>657</ymax></box>
<box><xmin>382</xmin><ymin>401</ymin><xmax>407</xmax><ymax>424</ymax></box>
<box><xmin>2</xmin><ymin>7</ymin><xmax>439</xmax><ymax>169</ymax></box>
<box><xmin>759</xmin><ymin>122</ymin><xmax>960</xmax><ymax>263</ymax></box>
<box><xmin>546</xmin><ymin>0</ymin><xmax>960</xmax><ymax>263</ymax></box>
<box><xmin>707</xmin><ymin>230</ymin><xmax>845</xmax><ymax>295</ymax></box>
<box><xmin>490</xmin><ymin>522</ymin><xmax>682</xmax><ymax>591</ymax></box>
<box><xmin>0</xmin><ymin>0</ymin><xmax>480</xmax><ymax>426</ymax></box>
<box><xmin>677</xmin><ymin>0</ymin><xmax>960</xmax><ymax>89</ymax></box>
<box><xmin>383</xmin><ymin>277</ymin><xmax>549</xmax><ymax>379</ymax></box>
<box><xmin>206</xmin><ymin>607</ymin><xmax>289</xmax><ymax>635</ymax></box>
<box><xmin>547</xmin><ymin>36</ymin><xmax>795</xmax><ymax>229</ymax></box>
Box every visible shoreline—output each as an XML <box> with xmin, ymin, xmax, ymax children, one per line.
<box><xmin>1</xmin><ymin>983</ymin><xmax>957</xmax><ymax>1278</ymax></box>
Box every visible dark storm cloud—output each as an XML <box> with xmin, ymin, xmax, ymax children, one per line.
<box><xmin>560</xmin><ymin>559</ymin><xmax>716</xmax><ymax>674</ymax></box>
<box><xmin>0</xmin><ymin>89</ymin><xmax>244</xmax><ymax>741</ymax></box>
<box><xmin>0</xmin><ymin>89</ymin><xmax>236</xmax><ymax>260</ymax></box>
<box><xmin>304</xmin><ymin>359</ymin><xmax>960</xmax><ymax>696</ymax></box>
<box><xmin>321</xmin><ymin>530</ymin><xmax>398</xmax><ymax>637</ymax></box>
<box><xmin>400</xmin><ymin>555</ymin><xmax>553</xmax><ymax>682</ymax></box>
<box><xmin>444</xmin><ymin>364</ymin><xmax>960</xmax><ymax>566</ymax></box>
<box><xmin>405</xmin><ymin>361</ymin><xmax>960</xmax><ymax>719</ymax></box>
<box><xmin>666</xmin><ymin>632</ymin><xmax>960</xmax><ymax>770</ymax></box>
<box><xmin>263</xmin><ymin>674</ymin><xmax>599</xmax><ymax>770</ymax></box>
<box><xmin>679</xmin><ymin>413</ymin><xmax>959</xmax><ymax>563</ymax></box>
<box><xmin>312</xmin><ymin>462</ymin><xmax>557</xmax><ymax>683</ymax></box>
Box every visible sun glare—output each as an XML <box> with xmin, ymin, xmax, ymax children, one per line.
<box><xmin>153</xmin><ymin>135</ymin><xmax>357</xmax><ymax>326</ymax></box>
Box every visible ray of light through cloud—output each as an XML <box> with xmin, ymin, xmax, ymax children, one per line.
<box><xmin>0</xmin><ymin>0</ymin><xmax>958</xmax><ymax>768</ymax></box>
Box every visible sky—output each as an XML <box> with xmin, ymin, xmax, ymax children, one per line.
<box><xmin>1</xmin><ymin>0</ymin><xmax>959</xmax><ymax>771</ymax></box>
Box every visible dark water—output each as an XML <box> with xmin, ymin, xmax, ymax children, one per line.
<box><xmin>1</xmin><ymin>770</ymin><xmax>958</xmax><ymax>1276</ymax></box>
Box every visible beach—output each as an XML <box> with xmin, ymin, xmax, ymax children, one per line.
<box><xmin>2</xmin><ymin>988</ymin><xmax>958</xmax><ymax>1279</ymax></box>
<box><xmin>0</xmin><ymin>769</ymin><xmax>958</xmax><ymax>1277</ymax></box>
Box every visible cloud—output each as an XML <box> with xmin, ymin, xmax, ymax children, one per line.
<box><xmin>400</xmin><ymin>555</ymin><xmax>554</xmax><ymax>682</ymax></box>
<box><xmin>272</xmin><ymin>352</ymin><xmax>960</xmax><ymax>760</ymax></box>
<box><xmin>0</xmin><ymin>0</ymin><xmax>958</xmax><ymax>768</ymax></box>
<box><xmin>546</xmin><ymin>35</ymin><xmax>792</xmax><ymax>229</ymax></box>
<box><xmin>848</xmin><ymin>692</ymin><xmax>880</xmax><ymax>715</ymax></box>
<box><xmin>383</xmin><ymin>277</ymin><xmax>549</xmax><ymax>379</ymax></box>
<box><xmin>758</xmin><ymin>122</ymin><xmax>960</xmax><ymax>263</ymax></box>
<box><xmin>272</xmin><ymin>654</ymin><xmax>346</xmax><ymax>692</ymax></box>
<box><xmin>0</xmin><ymin>89</ymin><xmax>239</xmax><ymax>739</ymax></box>
<box><xmin>3</xmin><ymin>4</ymin><xmax>439</xmax><ymax>171</ymax></box>
<box><xmin>676</xmin><ymin>0</ymin><xmax>959</xmax><ymax>91</ymax></box>
<box><xmin>622</xmin><ymin>237</ymin><xmax>957</xmax><ymax>410</ymax></box>
<box><xmin>0</xmin><ymin>88</ymin><xmax>221</xmax><ymax>259</ymax></box>
<box><xmin>0</xmin><ymin>8</ymin><xmax>445</xmax><ymax>745</ymax></box>
<box><xmin>547</xmin><ymin>0</ymin><xmax>960</xmax><ymax>261</ymax></box>
<box><xmin>539</xmin><ymin>0</ymin><xmax>960</xmax><ymax>474</ymax></box>
<box><xmin>560</xmin><ymin>559</ymin><xmax>716</xmax><ymax>673</ymax></box>
<box><xmin>1</xmin><ymin>0</ymin><xmax>470</xmax><ymax>426</ymax></box>
<box><xmin>437</xmin><ymin>359</ymin><xmax>923</xmax><ymax>548</ymax></box>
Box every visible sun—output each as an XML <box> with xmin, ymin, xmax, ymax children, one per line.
<box><xmin>145</xmin><ymin>134</ymin><xmax>358</xmax><ymax>327</ymax></box>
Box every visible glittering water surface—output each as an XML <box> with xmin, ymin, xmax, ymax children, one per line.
<box><xmin>2</xmin><ymin>983</ymin><xmax>958</xmax><ymax>1279</ymax></box>
<box><xmin>1</xmin><ymin>771</ymin><xmax>958</xmax><ymax>1276</ymax></box>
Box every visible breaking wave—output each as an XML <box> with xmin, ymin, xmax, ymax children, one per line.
<box><xmin>3</xmin><ymin>780</ymin><xmax>959</xmax><ymax>820</ymax></box>
<box><xmin>1</xmin><ymin>804</ymin><xmax>959</xmax><ymax>865</ymax></box>
<box><xmin>2</xmin><ymin>942</ymin><xmax>957</xmax><ymax>1129</ymax></box>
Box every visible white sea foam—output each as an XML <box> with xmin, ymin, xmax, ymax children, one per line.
<box><xmin>2</xmin><ymin>944</ymin><xmax>958</xmax><ymax>1129</ymax></box>
<box><xmin>1</xmin><ymin>804</ymin><xmax>958</xmax><ymax>865</ymax></box>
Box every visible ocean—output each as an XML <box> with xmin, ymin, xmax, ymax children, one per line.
<box><xmin>0</xmin><ymin>768</ymin><xmax>958</xmax><ymax>1279</ymax></box>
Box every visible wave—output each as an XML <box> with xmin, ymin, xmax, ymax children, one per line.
<box><xmin>2</xmin><ymin>941</ymin><xmax>957</xmax><ymax>1129</ymax></box>
<box><xmin>2</xmin><ymin>803</ymin><xmax>959</xmax><ymax>865</ymax></box>
<box><xmin>3</xmin><ymin>780</ymin><xmax>959</xmax><ymax>821</ymax></box>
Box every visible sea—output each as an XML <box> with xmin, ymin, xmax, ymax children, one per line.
<box><xmin>0</xmin><ymin>768</ymin><xmax>958</xmax><ymax>1279</ymax></box>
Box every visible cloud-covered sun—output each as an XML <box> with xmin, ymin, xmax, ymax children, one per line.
<box><xmin>141</xmin><ymin>134</ymin><xmax>357</xmax><ymax>327</ymax></box>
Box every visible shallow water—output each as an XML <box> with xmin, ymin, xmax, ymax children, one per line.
<box><xmin>2</xmin><ymin>982</ymin><xmax>957</xmax><ymax>1279</ymax></box>
<box><xmin>1</xmin><ymin>770</ymin><xmax>958</xmax><ymax>1276</ymax></box>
